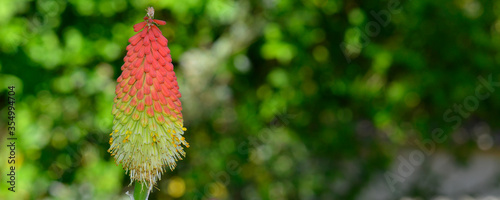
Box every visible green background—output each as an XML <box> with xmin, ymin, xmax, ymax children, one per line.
<box><xmin>1</xmin><ymin>0</ymin><xmax>500</xmax><ymax>199</ymax></box>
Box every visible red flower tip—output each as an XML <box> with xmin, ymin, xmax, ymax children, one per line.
<box><xmin>153</xmin><ymin>19</ymin><xmax>166</xmax><ymax>25</ymax></box>
<box><xmin>133</xmin><ymin>21</ymin><xmax>147</xmax><ymax>32</ymax></box>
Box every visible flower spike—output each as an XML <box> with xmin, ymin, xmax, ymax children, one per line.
<box><xmin>109</xmin><ymin>7</ymin><xmax>188</xmax><ymax>190</ymax></box>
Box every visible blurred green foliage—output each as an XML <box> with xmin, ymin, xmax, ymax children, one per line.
<box><xmin>1</xmin><ymin>0</ymin><xmax>500</xmax><ymax>199</ymax></box>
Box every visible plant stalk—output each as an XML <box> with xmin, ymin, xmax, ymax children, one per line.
<box><xmin>133</xmin><ymin>182</ymin><xmax>150</xmax><ymax>200</ymax></box>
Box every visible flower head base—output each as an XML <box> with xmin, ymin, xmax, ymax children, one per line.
<box><xmin>109</xmin><ymin>7</ymin><xmax>188</xmax><ymax>188</ymax></box>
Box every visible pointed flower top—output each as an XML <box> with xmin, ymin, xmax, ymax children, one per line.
<box><xmin>109</xmin><ymin>7</ymin><xmax>188</xmax><ymax>189</ymax></box>
<box><xmin>147</xmin><ymin>7</ymin><xmax>154</xmax><ymax>19</ymax></box>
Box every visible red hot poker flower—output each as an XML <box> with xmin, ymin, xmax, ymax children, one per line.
<box><xmin>109</xmin><ymin>7</ymin><xmax>189</xmax><ymax>189</ymax></box>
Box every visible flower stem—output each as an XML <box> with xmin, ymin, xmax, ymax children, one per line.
<box><xmin>133</xmin><ymin>182</ymin><xmax>150</xmax><ymax>200</ymax></box>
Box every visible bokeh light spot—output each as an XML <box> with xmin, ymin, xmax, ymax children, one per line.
<box><xmin>167</xmin><ymin>176</ymin><xmax>186</xmax><ymax>198</ymax></box>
